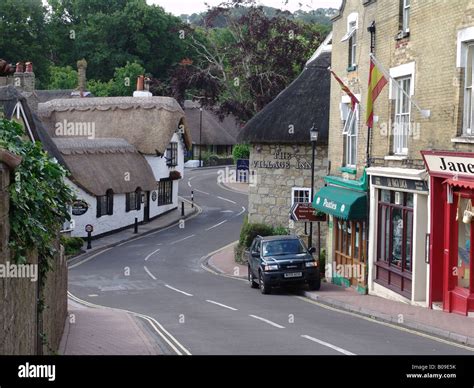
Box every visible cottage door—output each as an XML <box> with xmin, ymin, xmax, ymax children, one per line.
<box><xmin>144</xmin><ymin>191</ymin><xmax>150</xmax><ymax>223</ymax></box>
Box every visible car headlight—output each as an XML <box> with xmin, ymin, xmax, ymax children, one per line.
<box><xmin>264</xmin><ymin>264</ymin><xmax>279</xmax><ymax>271</ymax></box>
<box><xmin>305</xmin><ymin>261</ymin><xmax>318</xmax><ymax>268</ymax></box>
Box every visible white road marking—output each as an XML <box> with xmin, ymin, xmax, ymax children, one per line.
<box><xmin>301</xmin><ymin>335</ymin><xmax>356</xmax><ymax>355</ymax></box>
<box><xmin>187</xmin><ymin>180</ymin><xmax>192</xmax><ymax>187</ymax></box>
<box><xmin>68</xmin><ymin>292</ymin><xmax>191</xmax><ymax>355</ymax></box>
<box><xmin>194</xmin><ymin>189</ymin><xmax>210</xmax><ymax>195</ymax></box>
<box><xmin>249</xmin><ymin>314</ymin><xmax>285</xmax><ymax>329</ymax></box>
<box><xmin>189</xmin><ymin>176</ymin><xmax>196</xmax><ymax>181</ymax></box>
<box><xmin>206</xmin><ymin>300</ymin><xmax>238</xmax><ymax>311</ymax></box>
<box><xmin>144</xmin><ymin>247</ymin><xmax>161</xmax><ymax>261</ymax></box>
<box><xmin>237</xmin><ymin>206</ymin><xmax>246</xmax><ymax>216</ymax></box>
<box><xmin>165</xmin><ymin>284</ymin><xmax>193</xmax><ymax>296</ymax></box>
<box><xmin>144</xmin><ymin>266</ymin><xmax>157</xmax><ymax>280</ymax></box>
<box><xmin>205</xmin><ymin>220</ymin><xmax>227</xmax><ymax>231</ymax></box>
<box><xmin>220</xmin><ymin>210</ymin><xmax>234</xmax><ymax>213</ymax></box>
<box><xmin>217</xmin><ymin>196</ymin><xmax>236</xmax><ymax>204</ymax></box>
<box><xmin>88</xmin><ymin>294</ymin><xmax>99</xmax><ymax>297</ymax></box>
<box><xmin>169</xmin><ymin>234</ymin><xmax>195</xmax><ymax>245</ymax></box>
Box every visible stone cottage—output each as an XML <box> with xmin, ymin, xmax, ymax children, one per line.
<box><xmin>238</xmin><ymin>33</ymin><xmax>332</xmax><ymax>253</ymax></box>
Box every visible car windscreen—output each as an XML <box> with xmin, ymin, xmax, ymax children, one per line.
<box><xmin>262</xmin><ymin>240</ymin><xmax>306</xmax><ymax>257</ymax></box>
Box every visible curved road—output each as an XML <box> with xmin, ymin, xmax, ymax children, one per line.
<box><xmin>69</xmin><ymin>168</ymin><xmax>473</xmax><ymax>355</ymax></box>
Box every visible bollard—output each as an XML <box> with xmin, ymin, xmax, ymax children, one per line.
<box><xmin>191</xmin><ymin>190</ymin><xmax>194</xmax><ymax>208</ymax></box>
<box><xmin>87</xmin><ymin>231</ymin><xmax>92</xmax><ymax>249</ymax></box>
<box><xmin>181</xmin><ymin>201</ymin><xmax>185</xmax><ymax>216</ymax></box>
<box><xmin>134</xmin><ymin>217</ymin><xmax>138</xmax><ymax>234</ymax></box>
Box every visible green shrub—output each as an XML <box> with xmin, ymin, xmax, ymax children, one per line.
<box><xmin>273</xmin><ymin>226</ymin><xmax>290</xmax><ymax>235</ymax></box>
<box><xmin>60</xmin><ymin>236</ymin><xmax>84</xmax><ymax>256</ymax></box>
<box><xmin>232</xmin><ymin>144</ymin><xmax>250</xmax><ymax>163</ymax></box>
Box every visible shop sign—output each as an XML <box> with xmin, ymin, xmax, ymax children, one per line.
<box><xmin>151</xmin><ymin>191</ymin><xmax>157</xmax><ymax>202</ymax></box>
<box><xmin>252</xmin><ymin>149</ymin><xmax>312</xmax><ymax>170</ymax></box>
<box><xmin>371</xmin><ymin>176</ymin><xmax>428</xmax><ymax>192</ymax></box>
<box><xmin>422</xmin><ymin>150</ymin><xmax>474</xmax><ymax>178</ymax></box>
<box><xmin>72</xmin><ymin>200</ymin><xmax>89</xmax><ymax>216</ymax></box>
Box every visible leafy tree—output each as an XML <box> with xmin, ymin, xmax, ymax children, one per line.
<box><xmin>0</xmin><ymin>0</ymin><xmax>50</xmax><ymax>86</ymax></box>
<box><xmin>87</xmin><ymin>79</ymin><xmax>113</xmax><ymax>96</ymax></box>
<box><xmin>109</xmin><ymin>61</ymin><xmax>146</xmax><ymax>96</ymax></box>
<box><xmin>47</xmin><ymin>65</ymin><xmax>78</xmax><ymax>89</ymax></box>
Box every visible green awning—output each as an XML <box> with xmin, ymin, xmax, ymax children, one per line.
<box><xmin>312</xmin><ymin>186</ymin><xmax>367</xmax><ymax>220</ymax></box>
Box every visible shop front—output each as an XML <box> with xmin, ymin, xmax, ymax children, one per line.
<box><xmin>312</xmin><ymin>176</ymin><xmax>368</xmax><ymax>294</ymax></box>
<box><xmin>366</xmin><ymin>167</ymin><xmax>429</xmax><ymax>305</ymax></box>
<box><xmin>422</xmin><ymin>151</ymin><xmax>474</xmax><ymax>316</ymax></box>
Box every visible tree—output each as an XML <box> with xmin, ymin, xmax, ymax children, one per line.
<box><xmin>47</xmin><ymin>65</ymin><xmax>78</xmax><ymax>89</ymax></box>
<box><xmin>109</xmin><ymin>61</ymin><xmax>146</xmax><ymax>96</ymax></box>
<box><xmin>0</xmin><ymin>0</ymin><xmax>50</xmax><ymax>87</ymax></box>
<box><xmin>170</xmin><ymin>0</ymin><xmax>326</xmax><ymax>122</ymax></box>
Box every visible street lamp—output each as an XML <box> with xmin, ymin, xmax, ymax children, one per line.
<box><xmin>199</xmin><ymin>107</ymin><xmax>203</xmax><ymax>167</ymax></box>
<box><xmin>309</xmin><ymin>124</ymin><xmax>319</xmax><ymax>252</ymax></box>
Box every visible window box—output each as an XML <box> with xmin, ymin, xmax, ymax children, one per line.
<box><xmin>340</xmin><ymin>166</ymin><xmax>357</xmax><ymax>175</ymax></box>
<box><xmin>169</xmin><ymin>170</ymin><xmax>182</xmax><ymax>180</ymax></box>
<box><xmin>347</xmin><ymin>65</ymin><xmax>357</xmax><ymax>73</ymax></box>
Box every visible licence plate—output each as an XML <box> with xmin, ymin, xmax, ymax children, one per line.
<box><xmin>284</xmin><ymin>272</ymin><xmax>302</xmax><ymax>278</ymax></box>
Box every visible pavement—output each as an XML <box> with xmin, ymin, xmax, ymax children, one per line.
<box><xmin>61</xmin><ymin>196</ymin><xmax>199</xmax><ymax>355</ymax></box>
<box><xmin>205</xmin><ymin>241</ymin><xmax>474</xmax><ymax>347</ymax></box>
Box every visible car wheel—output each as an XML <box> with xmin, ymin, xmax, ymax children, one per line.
<box><xmin>248</xmin><ymin>265</ymin><xmax>259</xmax><ymax>288</ymax></box>
<box><xmin>259</xmin><ymin>271</ymin><xmax>271</xmax><ymax>294</ymax></box>
<box><xmin>308</xmin><ymin>275</ymin><xmax>321</xmax><ymax>291</ymax></box>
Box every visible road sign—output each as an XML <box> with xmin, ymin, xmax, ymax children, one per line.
<box><xmin>290</xmin><ymin>203</ymin><xmax>326</xmax><ymax>222</ymax></box>
<box><xmin>85</xmin><ymin>224</ymin><xmax>94</xmax><ymax>233</ymax></box>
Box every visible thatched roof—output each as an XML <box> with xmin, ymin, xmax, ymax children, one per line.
<box><xmin>238</xmin><ymin>33</ymin><xmax>332</xmax><ymax>145</ymax></box>
<box><xmin>0</xmin><ymin>85</ymin><xmax>65</xmax><ymax>165</ymax></box>
<box><xmin>184</xmin><ymin>100</ymin><xmax>241</xmax><ymax>146</ymax></box>
<box><xmin>53</xmin><ymin>137</ymin><xmax>157</xmax><ymax>196</ymax></box>
<box><xmin>38</xmin><ymin>96</ymin><xmax>192</xmax><ymax>154</ymax></box>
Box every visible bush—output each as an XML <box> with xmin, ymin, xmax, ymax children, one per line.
<box><xmin>232</xmin><ymin>144</ymin><xmax>250</xmax><ymax>163</ymax></box>
<box><xmin>60</xmin><ymin>236</ymin><xmax>84</xmax><ymax>257</ymax></box>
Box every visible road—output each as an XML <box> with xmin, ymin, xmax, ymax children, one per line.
<box><xmin>68</xmin><ymin>168</ymin><xmax>473</xmax><ymax>355</ymax></box>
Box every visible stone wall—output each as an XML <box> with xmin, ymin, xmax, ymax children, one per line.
<box><xmin>0</xmin><ymin>155</ymin><xmax>68</xmax><ymax>355</ymax></box>
<box><xmin>248</xmin><ymin>143</ymin><xmax>328</xmax><ymax>251</ymax></box>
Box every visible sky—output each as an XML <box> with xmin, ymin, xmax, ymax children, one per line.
<box><xmin>148</xmin><ymin>0</ymin><xmax>342</xmax><ymax>16</ymax></box>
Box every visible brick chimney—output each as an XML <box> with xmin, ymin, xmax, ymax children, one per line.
<box><xmin>12</xmin><ymin>62</ymin><xmax>35</xmax><ymax>92</ymax></box>
<box><xmin>133</xmin><ymin>75</ymin><xmax>152</xmax><ymax>97</ymax></box>
<box><xmin>77</xmin><ymin>59</ymin><xmax>87</xmax><ymax>97</ymax></box>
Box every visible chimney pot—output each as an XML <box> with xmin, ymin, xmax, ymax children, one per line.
<box><xmin>136</xmin><ymin>75</ymin><xmax>144</xmax><ymax>91</ymax></box>
<box><xmin>25</xmin><ymin>62</ymin><xmax>33</xmax><ymax>73</ymax></box>
<box><xmin>15</xmin><ymin>62</ymin><xmax>24</xmax><ymax>73</ymax></box>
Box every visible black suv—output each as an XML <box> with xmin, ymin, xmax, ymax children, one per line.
<box><xmin>246</xmin><ymin>235</ymin><xmax>320</xmax><ymax>294</ymax></box>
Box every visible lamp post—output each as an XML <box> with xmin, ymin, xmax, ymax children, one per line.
<box><xmin>199</xmin><ymin>107</ymin><xmax>203</xmax><ymax>167</ymax></box>
<box><xmin>309</xmin><ymin>125</ymin><xmax>319</xmax><ymax>251</ymax></box>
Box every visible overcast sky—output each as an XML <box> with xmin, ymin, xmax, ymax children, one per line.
<box><xmin>147</xmin><ymin>0</ymin><xmax>342</xmax><ymax>16</ymax></box>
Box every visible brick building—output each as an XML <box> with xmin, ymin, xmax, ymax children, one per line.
<box><xmin>315</xmin><ymin>0</ymin><xmax>474</xmax><ymax>315</ymax></box>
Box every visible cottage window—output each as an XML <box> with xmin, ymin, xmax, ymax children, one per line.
<box><xmin>158</xmin><ymin>179</ymin><xmax>173</xmax><ymax>206</ymax></box>
<box><xmin>349</xmin><ymin>23</ymin><xmax>357</xmax><ymax>68</ymax></box>
<box><xmin>463</xmin><ymin>44</ymin><xmax>474</xmax><ymax>135</ymax></box>
<box><xmin>166</xmin><ymin>142</ymin><xmax>178</xmax><ymax>167</ymax></box>
<box><xmin>376</xmin><ymin>190</ymin><xmax>413</xmax><ymax>298</ymax></box>
<box><xmin>393</xmin><ymin>76</ymin><xmax>411</xmax><ymax>155</ymax></box>
<box><xmin>126</xmin><ymin>188</ymin><xmax>141</xmax><ymax>212</ymax></box>
<box><xmin>342</xmin><ymin>103</ymin><xmax>358</xmax><ymax>167</ymax></box>
<box><xmin>402</xmin><ymin>0</ymin><xmax>410</xmax><ymax>33</ymax></box>
<box><xmin>292</xmin><ymin>188</ymin><xmax>311</xmax><ymax>205</ymax></box>
<box><xmin>97</xmin><ymin>189</ymin><xmax>114</xmax><ymax>218</ymax></box>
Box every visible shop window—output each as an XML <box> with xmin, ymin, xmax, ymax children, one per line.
<box><xmin>166</xmin><ymin>142</ymin><xmax>178</xmax><ymax>167</ymax></box>
<box><xmin>463</xmin><ymin>44</ymin><xmax>474</xmax><ymax>136</ymax></box>
<box><xmin>158</xmin><ymin>179</ymin><xmax>173</xmax><ymax>206</ymax></box>
<box><xmin>126</xmin><ymin>188</ymin><xmax>141</xmax><ymax>212</ymax></box>
<box><xmin>96</xmin><ymin>189</ymin><xmax>113</xmax><ymax>218</ymax></box>
<box><xmin>457</xmin><ymin>196</ymin><xmax>471</xmax><ymax>289</ymax></box>
<box><xmin>393</xmin><ymin>76</ymin><xmax>411</xmax><ymax>155</ymax></box>
<box><xmin>292</xmin><ymin>187</ymin><xmax>311</xmax><ymax>204</ymax></box>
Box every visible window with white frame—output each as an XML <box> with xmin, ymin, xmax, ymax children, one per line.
<box><xmin>292</xmin><ymin>188</ymin><xmax>311</xmax><ymax>205</ymax></box>
<box><xmin>393</xmin><ymin>76</ymin><xmax>411</xmax><ymax>155</ymax></box>
<box><xmin>402</xmin><ymin>0</ymin><xmax>410</xmax><ymax>33</ymax></box>
<box><xmin>464</xmin><ymin>43</ymin><xmax>474</xmax><ymax>135</ymax></box>
<box><xmin>342</xmin><ymin>103</ymin><xmax>358</xmax><ymax>167</ymax></box>
<box><xmin>341</xmin><ymin>13</ymin><xmax>358</xmax><ymax>69</ymax></box>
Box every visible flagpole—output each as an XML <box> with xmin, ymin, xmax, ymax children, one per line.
<box><xmin>369</xmin><ymin>53</ymin><xmax>430</xmax><ymax>118</ymax></box>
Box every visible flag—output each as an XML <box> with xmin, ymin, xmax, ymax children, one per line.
<box><xmin>366</xmin><ymin>56</ymin><xmax>388</xmax><ymax>127</ymax></box>
<box><xmin>329</xmin><ymin>68</ymin><xmax>359</xmax><ymax>110</ymax></box>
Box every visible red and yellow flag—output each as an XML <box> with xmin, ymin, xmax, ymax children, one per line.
<box><xmin>366</xmin><ymin>57</ymin><xmax>388</xmax><ymax>127</ymax></box>
<box><xmin>329</xmin><ymin>68</ymin><xmax>359</xmax><ymax>111</ymax></box>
